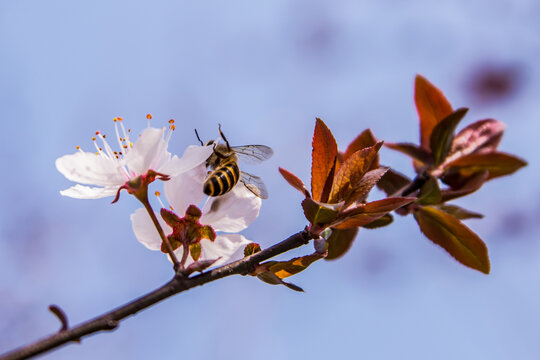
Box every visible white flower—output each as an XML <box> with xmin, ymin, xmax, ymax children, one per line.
<box><xmin>131</xmin><ymin>163</ymin><xmax>261</xmax><ymax>267</ymax></box>
<box><xmin>55</xmin><ymin>117</ymin><xmax>213</xmax><ymax>199</ymax></box>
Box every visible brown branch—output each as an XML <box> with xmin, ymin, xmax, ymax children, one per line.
<box><xmin>0</xmin><ymin>230</ymin><xmax>312</xmax><ymax>360</ymax></box>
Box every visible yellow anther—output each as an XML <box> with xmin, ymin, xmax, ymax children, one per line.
<box><xmin>92</xmin><ymin>137</ymin><xmax>96</xmax><ymax>141</ymax></box>
<box><xmin>168</xmin><ymin>119</ymin><xmax>175</xmax><ymax>124</ymax></box>
<box><xmin>155</xmin><ymin>191</ymin><xmax>161</xmax><ymax>196</ymax></box>
<box><xmin>76</xmin><ymin>146</ymin><xmax>80</xmax><ymax>150</ymax></box>
<box><xmin>146</xmin><ymin>114</ymin><xmax>152</xmax><ymax>120</ymax></box>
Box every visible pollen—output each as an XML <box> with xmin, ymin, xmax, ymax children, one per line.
<box><xmin>146</xmin><ymin>114</ymin><xmax>152</xmax><ymax>120</ymax></box>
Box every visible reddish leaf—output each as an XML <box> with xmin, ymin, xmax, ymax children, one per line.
<box><xmin>436</xmin><ymin>204</ymin><xmax>483</xmax><ymax>220</ymax></box>
<box><xmin>244</xmin><ymin>243</ymin><xmax>262</xmax><ymax>257</ymax></box>
<box><xmin>430</xmin><ymin>108</ymin><xmax>468</xmax><ymax>166</ymax></box>
<box><xmin>255</xmin><ymin>269</ymin><xmax>304</xmax><ymax>292</ymax></box>
<box><xmin>334</xmin><ymin>197</ymin><xmax>415</xmax><ymax>229</ymax></box>
<box><xmin>444</xmin><ymin>152</ymin><xmax>527</xmax><ymax>180</ymax></box>
<box><xmin>311</xmin><ymin>118</ymin><xmax>338</xmax><ymax>201</ymax></box>
<box><xmin>343</xmin><ymin>167</ymin><xmax>389</xmax><ymax>207</ymax></box>
<box><xmin>413</xmin><ymin>206</ymin><xmax>490</xmax><ymax>274</ymax></box>
<box><xmin>325</xmin><ymin>228</ymin><xmax>359</xmax><ymax>260</ymax></box>
<box><xmin>415</xmin><ymin>75</ymin><xmax>454</xmax><ymax>149</ymax></box>
<box><xmin>344</xmin><ymin>129</ymin><xmax>379</xmax><ymax>168</ymax></box>
<box><xmin>279</xmin><ymin>167</ymin><xmax>310</xmax><ymax>197</ymax></box>
<box><xmin>329</xmin><ymin>142</ymin><xmax>383</xmax><ymax>203</ymax></box>
<box><xmin>302</xmin><ymin>198</ymin><xmax>340</xmax><ymax>225</ymax></box>
<box><xmin>362</xmin><ymin>214</ymin><xmax>393</xmax><ymax>229</ymax></box>
<box><xmin>417</xmin><ymin>177</ymin><xmax>442</xmax><ymax>205</ymax></box>
<box><xmin>268</xmin><ymin>253</ymin><xmax>325</xmax><ymax>279</ymax></box>
<box><xmin>441</xmin><ymin>171</ymin><xmax>488</xmax><ymax>201</ymax></box>
<box><xmin>377</xmin><ymin>169</ymin><xmax>412</xmax><ymax>196</ymax></box>
<box><xmin>319</xmin><ymin>157</ymin><xmax>337</xmax><ymax>203</ymax></box>
<box><xmin>446</xmin><ymin>119</ymin><xmax>505</xmax><ymax>164</ymax></box>
<box><xmin>363</xmin><ymin>196</ymin><xmax>417</xmax><ymax>213</ymax></box>
<box><xmin>385</xmin><ymin>142</ymin><xmax>432</xmax><ymax>164</ymax></box>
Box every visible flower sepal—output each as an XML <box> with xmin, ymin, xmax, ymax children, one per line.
<box><xmin>159</xmin><ymin>205</ymin><xmax>217</xmax><ymax>257</ymax></box>
<box><xmin>112</xmin><ymin>169</ymin><xmax>171</xmax><ymax>204</ymax></box>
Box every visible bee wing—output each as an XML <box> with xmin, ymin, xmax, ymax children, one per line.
<box><xmin>232</xmin><ymin>145</ymin><xmax>273</xmax><ymax>165</ymax></box>
<box><xmin>240</xmin><ymin>171</ymin><xmax>269</xmax><ymax>199</ymax></box>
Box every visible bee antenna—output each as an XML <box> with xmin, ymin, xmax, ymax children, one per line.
<box><xmin>218</xmin><ymin>123</ymin><xmax>231</xmax><ymax>152</ymax></box>
<box><xmin>194</xmin><ymin>129</ymin><xmax>204</xmax><ymax>146</ymax></box>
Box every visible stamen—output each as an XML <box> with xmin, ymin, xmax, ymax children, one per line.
<box><xmin>118</xmin><ymin>120</ymin><xmax>131</xmax><ymax>150</ymax></box>
<box><xmin>114</xmin><ymin>121</ymin><xmax>125</xmax><ymax>156</ymax></box>
<box><xmin>154</xmin><ymin>191</ymin><xmax>166</xmax><ymax>209</ymax></box>
<box><xmin>96</xmin><ymin>132</ymin><xmax>117</xmax><ymax>160</ymax></box>
<box><xmin>92</xmin><ymin>137</ymin><xmax>103</xmax><ymax>155</ymax></box>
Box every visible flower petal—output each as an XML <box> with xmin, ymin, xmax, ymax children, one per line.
<box><xmin>124</xmin><ymin>127</ymin><xmax>170</xmax><ymax>176</ymax></box>
<box><xmin>178</xmin><ymin>234</ymin><xmax>251</xmax><ymax>267</ymax></box>
<box><xmin>55</xmin><ymin>152</ymin><xmax>125</xmax><ymax>186</ymax></box>
<box><xmin>163</xmin><ymin>163</ymin><xmax>207</xmax><ymax>215</ymax></box>
<box><xmin>160</xmin><ymin>145</ymin><xmax>214</xmax><ymax>177</ymax></box>
<box><xmin>131</xmin><ymin>208</ymin><xmax>169</xmax><ymax>251</ymax></box>
<box><xmin>59</xmin><ymin>184</ymin><xmax>118</xmax><ymax>199</ymax></box>
<box><xmin>200</xmin><ymin>184</ymin><xmax>262</xmax><ymax>233</ymax></box>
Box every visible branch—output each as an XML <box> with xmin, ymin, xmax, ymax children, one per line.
<box><xmin>0</xmin><ymin>230</ymin><xmax>312</xmax><ymax>360</ymax></box>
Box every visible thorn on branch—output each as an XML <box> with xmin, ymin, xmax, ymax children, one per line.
<box><xmin>48</xmin><ymin>304</ymin><xmax>69</xmax><ymax>333</ymax></box>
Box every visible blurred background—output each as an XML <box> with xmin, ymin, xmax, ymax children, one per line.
<box><xmin>1</xmin><ymin>1</ymin><xmax>539</xmax><ymax>359</ymax></box>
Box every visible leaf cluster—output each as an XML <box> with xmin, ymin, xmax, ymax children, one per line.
<box><xmin>277</xmin><ymin>75</ymin><xmax>526</xmax><ymax>276</ymax></box>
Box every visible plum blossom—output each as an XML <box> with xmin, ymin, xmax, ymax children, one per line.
<box><xmin>131</xmin><ymin>163</ymin><xmax>261</xmax><ymax>267</ymax></box>
<box><xmin>55</xmin><ymin>117</ymin><xmax>213</xmax><ymax>199</ymax></box>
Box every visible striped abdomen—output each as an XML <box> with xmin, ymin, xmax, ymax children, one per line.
<box><xmin>203</xmin><ymin>162</ymin><xmax>240</xmax><ymax>197</ymax></box>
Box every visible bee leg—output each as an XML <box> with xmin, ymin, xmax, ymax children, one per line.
<box><xmin>218</xmin><ymin>123</ymin><xmax>231</xmax><ymax>152</ymax></box>
<box><xmin>212</xmin><ymin>143</ymin><xmax>228</xmax><ymax>159</ymax></box>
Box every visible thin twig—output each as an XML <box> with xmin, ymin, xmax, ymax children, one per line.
<box><xmin>47</xmin><ymin>305</ymin><xmax>69</xmax><ymax>333</ymax></box>
<box><xmin>0</xmin><ymin>230</ymin><xmax>312</xmax><ymax>360</ymax></box>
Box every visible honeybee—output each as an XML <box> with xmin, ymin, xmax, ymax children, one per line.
<box><xmin>196</xmin><ymin>125</ymin><xmax>273</xmax><ymax>199</ymax></box>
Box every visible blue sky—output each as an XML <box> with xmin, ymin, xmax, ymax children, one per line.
<box><xmin>1</xmin><ymin>1</ymin><xmax>539</xmax><ymax>359</ymax></box>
